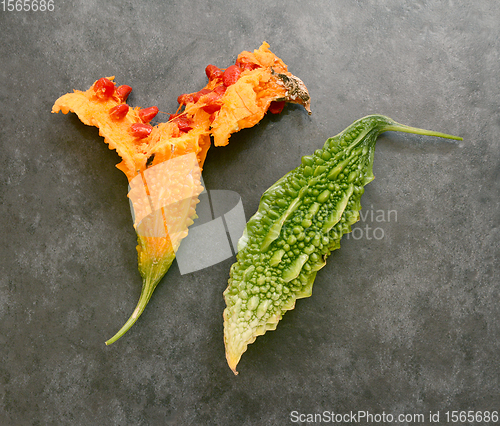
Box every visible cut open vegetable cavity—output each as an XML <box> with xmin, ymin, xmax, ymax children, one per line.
<box><xmin>52</xmin><ymin>42</ymin><xmax>311</xmax><ymax>344</ymax></box>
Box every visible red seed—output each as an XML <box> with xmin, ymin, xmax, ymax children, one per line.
<box><xmin>177</xmin><ymin>93</ymin><xmax>194</xmax><ymax>105</ymax></box>
<box><xmin>223</xmin><ymin>65</ymin><xmax>241</xmax><ymax>87</ymax></box>
<box><xmin>192</xmin><ymin>88</ymin><xmax>212</xmax><ymax>103</ymax></box>
<box><xmin>205</xmin><ymin>64</ymin><xmax>223</xmax><ymax>81</ymax></box>
<box><xmin>201</xmin><ymin>91</ymin><xmax>223</xmax><ymax>114</ymax></box>
<box><xmin>213</xmin><ymin>84</ymin><xmax>226</xmax><ymax>96</ymax></box>
<box><xmin>236</xmin><ymin>58</ymin><xmax>261</xmax><ymax>71</ymax></box>
<box><xmin>139</xmin><ymin>106</ymin><xmax>159</xmax><ymax>122</ymax></box>
<box><xmin>130</xmin><ymin>123</ymin><xmax>153</xmax><ymax>139</ymax></box>
<box><xmin>178</xmin><ymin>118</ymin><xmax>193</xmax><ymax>132</ymax></box>
<box><xmin>93</xmin><ymin>78</ymin><xmax>115</xmax><ymax>99</ymax></box>
<box><xmin>116</xmin><ymin>85</ymin><xmax>132</xmax><ymax>101</ymax></box>
<box><xmin>268</xmin><ymin>101</ymin><xmax>285</xmax><ymax>114</ymax></box>
<box><xmin>109</xmin><ymin>104</ymin><xmax>129</xmax><ymax>120</ymax></box>
<box><xmin>202</xmin><ymin>103</ymin><xmax>222</xmax><ymax>114</ymax></box>
<box><xmin>170</xmin><ymin>114</ymin><xmax>193</xmax><ymax>132</ymax></box>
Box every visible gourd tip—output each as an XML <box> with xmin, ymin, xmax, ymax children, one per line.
<box><xmin>226</xmin><ymin>352</ymin><xmax>240</xmax><ymax>375</ymax></box>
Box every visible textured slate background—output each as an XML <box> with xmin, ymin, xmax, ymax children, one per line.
<box><xmin>1</xmin><ymin>1</ymin><xmax>499</xmax><ymax>425</ymax></box>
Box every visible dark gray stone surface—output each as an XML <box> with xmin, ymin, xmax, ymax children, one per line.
<box><xmin>1</xmin><ymin>1</ymin><xmax>499</xmax><ymax>424</ymax></box>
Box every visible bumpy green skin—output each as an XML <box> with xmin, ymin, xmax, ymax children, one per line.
<box><xmin>223</xmin><ymin>114</ymin><xmax>462</xmax><ymax>374</ymax></box>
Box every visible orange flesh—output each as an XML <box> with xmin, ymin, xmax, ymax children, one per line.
<box><xmin>52</xmin><ymin>42</ymin><xmax>299</xmax><ymax>181</ymax></box>
<box><xmin>51</xmin><ymin>42</ymin><xmax>311</xmax><ymax>343</ymax></box>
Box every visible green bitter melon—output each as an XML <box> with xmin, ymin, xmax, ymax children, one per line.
<box><xmin>223</xmin><ymin>114</ymin><xmax>462</xmax><ymax>374</ymax></box>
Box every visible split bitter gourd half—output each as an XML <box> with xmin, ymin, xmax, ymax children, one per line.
<box><xmin>223</xmin><ymin>114</ymin><xmax>462</xmax><ymax>374</ymax></box>
<box><xmin>52</xmin><ymin>42</ymin><xmax>311</xmax><ymax>344</ymax></box>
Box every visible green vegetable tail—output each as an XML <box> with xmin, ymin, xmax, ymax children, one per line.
<box><xmin>380</xmin><ymin>118</ymin><xmax>463</xmax><ymax>141</ymax></box>
<box><xmin>105</xmin><ymin>235</ymin><xmax>176</xmax><ymax>345</ymax></box>
<box><xmin>105</xmin><ymin>275</ymin><xmax>159</xmax><ymax>345</ymax></box>
<box><xmin>335</xmin><ymin>114</ymin><xmax>462</xmax><ymax>142</ymax></box>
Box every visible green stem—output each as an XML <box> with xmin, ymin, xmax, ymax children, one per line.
<box><xmin>105</xmin><ymin>276</ymin><xmax>157</xmax><ymax>345</ymax></box>
<box><xmin>382</xmin><ymin>123</ymin><xmax>463</xmax><ymax>141</ymax></box>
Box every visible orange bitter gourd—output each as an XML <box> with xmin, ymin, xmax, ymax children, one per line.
<box><xmin>223</xmin><ymin>115</ymin><xmax>462</xmax><ymax>374</ymax></box>
<box><xmin>52</xmin><ymin>42</ymin><xmax>311</xmax><ymax>344</ymax></box>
